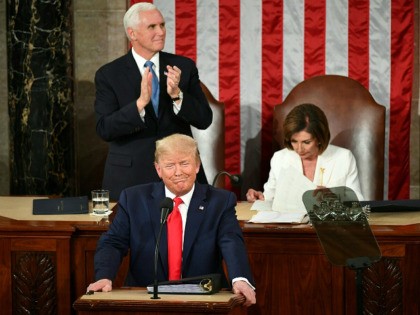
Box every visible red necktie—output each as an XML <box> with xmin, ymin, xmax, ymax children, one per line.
<box><xmin>167</xmin><ymin>197</ymin><xmax>183</xmax><ymax>280</ymax></box>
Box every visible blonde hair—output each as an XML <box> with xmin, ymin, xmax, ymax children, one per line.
<box><xmin>155</xmin><ymin>134</ymin><xmax>201</xmax><ymax>164</ymax></box>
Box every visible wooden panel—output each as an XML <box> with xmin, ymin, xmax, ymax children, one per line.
<box><xmin>12</xmin><ymin>238</ymin><xmax>58</xmax><ymax>250</ymax></box>
<box><xmin>245</xmin><ymin>235</ymin><xmax>341</xmax><ymax>315</ymax></box>
<box><xmin>12</xmin><ymin>251</ymin><xmax>58</xmax><ymax>314</ymax></box>
<box><xmin>0</xmin><ymin>239</ymin><xmax>12</xmax><ymax>315</ymax></box>
<box><xmin>0</xmin><ymin>223</ymin><xmax>73</xmax><ymax>315</ymax></box>
<box><xmin>73</xmin><ymin>289</ymin><xmax>246</xmax><ymax>315</ymax></box>
<box><xmin>242</xmin><ymin>223</ymin><xmax>420</xmax><ymax>315</ymax></box>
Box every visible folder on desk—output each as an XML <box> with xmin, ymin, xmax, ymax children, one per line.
<box><xmin>360</xmin><ymin>199</ymin><xmax>420</xmax><ymax>212</ymax></box>
<box><xmin>33</xmin><ymin>196</ymin><xmax>89</xmax><ymax>215</ymax></box>
<box><xmin>147</xmin><ymin>274</ymin><xmax>221</xmax><ymax>295</ymax></box>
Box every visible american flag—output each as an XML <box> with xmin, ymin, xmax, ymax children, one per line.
<box><xmin>131</xmin><ymin>0</ymin><xmax>414</xmax><ymax>200</ymax></box>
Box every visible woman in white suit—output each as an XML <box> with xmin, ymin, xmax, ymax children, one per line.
<box><xmin>246</xmin><ymin>103</ymin><xmax>363</xmax><ymax>203</ymax></box>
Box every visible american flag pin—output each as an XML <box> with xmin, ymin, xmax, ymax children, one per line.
<box><xmin>199</xmin><ymin>206</ymin><xmax>204</xmax><ymax>210</ymax></box>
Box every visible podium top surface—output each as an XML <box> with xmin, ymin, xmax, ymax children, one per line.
<box><xmin>73</xmin><ymin>288</ymin><xmax>245</xmax><ymax>313</ymax></box>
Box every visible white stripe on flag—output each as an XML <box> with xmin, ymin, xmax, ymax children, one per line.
<box><xmin>197</xmin><ymin>0</ymin><xmax>219</xmax><ymax>97</ymax></box>
<box><xmin>283</xmin><ymin>0</ymin><xmax>305</xmax><ymax>98</ymax></box>
<box><xmin>369</xmin><ymin>0</ymin><xmax>391</xmax><ymax>197</ymax></box>
<box><xmin>240</xmin><ymin>0</ymin><xmax>263</xmax><ymax>171</ymax></box>
<box><xmin>325</xmin><ymin>0</ymin><xmax>348</xmax><ymax>75</ymax></box>
<box><xmin>156</xmin><ymin>0</ymin><xmax>175</xmax><ymax>54</ymax></box>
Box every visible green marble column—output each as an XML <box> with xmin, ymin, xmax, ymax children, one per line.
<box><xmin>7</xmin><ymin>0</ymin><xmax>75</xmax><ymax>196</ymax></box>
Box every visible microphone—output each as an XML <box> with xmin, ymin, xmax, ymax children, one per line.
<box><xmin>151</xmin><ymin>197</ymin><xmax>174</xmax><ymax>299</ymax></box>
<box><xmin>160</xmin><ymin>197</ymin><xmax>173</xmax><ymax>224</ymax></box>
<box><xmin>212</xmin><ymin>171</ymin><xmax>242</xmax><ymax>187</ymax></box>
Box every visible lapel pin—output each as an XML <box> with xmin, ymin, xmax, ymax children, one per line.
<box><xmin>199</xmin><ymin>206</ymin><xmax>204</xmax><ymax>210</ymax></box>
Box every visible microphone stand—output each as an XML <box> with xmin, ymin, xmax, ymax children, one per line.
<box><xmin>212</xmin><ymin>171</ymin><xmax>241</xmax><ymax>187</ymax></box>
<box><xmin>151</xmin><ymin>198</ymin><xmax>173</xmax><ymax>299</ymax></box>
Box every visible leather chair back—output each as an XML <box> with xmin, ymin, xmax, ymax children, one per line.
<box><xmin>192</xmin><ymin>82</ymin><xmax>225</xmax><ymax>187</ymax></box>
<box><xmin>273</xmin><ymin>75</ymin><xmax>385</xmax><ymax>200</ymax></box>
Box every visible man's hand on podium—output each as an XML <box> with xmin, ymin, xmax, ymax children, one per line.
<box><xmin>232</xmin><ymin>280</ymin><xmax>256</xmax><ymax>307</ymax></box>
<box><xmin>87</xmin><ymin>279</ymin><xmax>112</xmax><ymax>293</ymax></box>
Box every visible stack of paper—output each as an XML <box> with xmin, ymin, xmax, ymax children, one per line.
<box><xmin>248</xmin><ymin>168</ymin><xmax>315</xmax><ymax>223</ymax></box>
<box><xmin>249</xmin><ymin>200</ymin><xmax>309</xmax><ymax>223</ymax></box>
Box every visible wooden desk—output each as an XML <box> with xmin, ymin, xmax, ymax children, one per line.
<box><xmin>1</xmin><ymin>198</ymin><xmax>420</xmax><ymax>315</ymax></box>
<box><xmin>236</xmin><ymin>203</ymin><xmax>420</xmax><ymax>315</ymax></box>
<box><xmin>73</xmin><ymin>289</ymin><xmax>246</xmax><ymax>315</ymax></box>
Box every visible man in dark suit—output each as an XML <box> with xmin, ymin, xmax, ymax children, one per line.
<box><xmin>95</xmin><ymin>2</ymin><xmax>212</xmax><ymax>200</ymax></box>
<box><xmin>87</xmin><ymin>134</ymin><xmax>256</xmax><ymax>306</ymax></box>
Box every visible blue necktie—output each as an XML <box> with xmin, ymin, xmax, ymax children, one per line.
<box><xmin>144</xmin><ymin>60</ymin><xmax>159</xmax><ymax>116</ymax></box>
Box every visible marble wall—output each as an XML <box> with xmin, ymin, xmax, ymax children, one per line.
<box><xmin>0</xmin><ymin>0</ymin><xmax>419</xmax><ymax>198</ymax></box>
<box><xmin>0</xmin><ymin>0</ymin><xmax>9</xmax><ymax>195</ymax></box>
<box><xmin>7</xmin><ymin>0</ymin><xmax>75</xmax><ymax>196</ymax></box>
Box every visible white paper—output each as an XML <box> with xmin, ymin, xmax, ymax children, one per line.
<box><xmin>250</xmin><ymin>200</ymin><xmax>273</xmax><ymax>211</ymax></box>
<box><xmin>249</xmin><ymin>211</ymin><xmax>309</xmax><ymax>224</ymax></box>
<box><xmin>272</xmin><ymin>167</ymin><xmax>317</xmax><ymax>213</ymax></box>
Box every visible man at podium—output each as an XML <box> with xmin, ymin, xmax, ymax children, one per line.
<box><xmin>87</xmin><ymin>134</ymin><xmax>256</xmax><ymax>307</ymax></box>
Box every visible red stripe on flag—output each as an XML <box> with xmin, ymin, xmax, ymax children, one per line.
<box><xmin>261</xmin><ymin>0</ymin><xmax>283</xmax><ymax>184</ymax></box>
<box><xmin>219</xmin><ymin>1</ymin><xmax>241</xmax><ymax>178</ymax></box>
<box><xmin>131</xmin><ymin>0</ymin><xmax>152</xmax><ymax>6</ymax></box>
<box><xmin>388</xmin><ymin>0</ymin><xmax>413</xmax><ymax>199</ymax></box>
<box><xmin>348</xmin><ymin>0</ymin><xmax>370</xmax><ymax>87</ymax></box>
<box><xmin>304</xmin><ymin>0</ymin><xmax>326</xmax><ymax>79</ymax></box>
<box><xmin>175</xmin><ymin>0</ymin><xmax>197</xmax><ymax>61</ymax></box>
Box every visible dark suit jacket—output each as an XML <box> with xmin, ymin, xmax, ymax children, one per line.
<box><xmin>94</xmin><ymin>50</ymin><xmax>212</xmax><ymax>200</ymax></box>
<box><xmin>94</xmin><ymin>182</ymin><xmax>255</xmax><ymax>288</ymax></box>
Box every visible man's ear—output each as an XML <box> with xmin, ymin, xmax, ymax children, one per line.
<box><xmin>154</xmin><ymin>162</ymin><xmax>162</xmax><ymax>178</ymax></box>
<box><xmin>127</xmin><ymin>27</ymin><xmax>135</xmax><ymax>41</ymax></box>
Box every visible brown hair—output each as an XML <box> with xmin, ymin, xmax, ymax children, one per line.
<box><xmin>283</xmin><ymin>103</ymin><xmax>330</xmax><ymax>154</ymax></box>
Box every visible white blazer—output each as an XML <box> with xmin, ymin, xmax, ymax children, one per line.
<box><xmin>263</xmin><ymin>144</ymin><xmax>364</xmax><ymax>202</ymax></box>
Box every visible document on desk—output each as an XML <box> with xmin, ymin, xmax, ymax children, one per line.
<box><xmin>147</xmin><ymin>274</ymin><xmax>220</xmax><ymax>295</ymax></box>
<box><xmin>249</xmin><ymin>207</ymin><xmax>309</xmax><ymax>223</ymax></box>
<box><xmin>147</xmin><ymin>284</ymin><xmax>210</xmax><ymax>294</ymax></box>
<box><xmin>249</xmin><ymin>168</ymin><xmax>315</xmax><ymax>223</ymax></box>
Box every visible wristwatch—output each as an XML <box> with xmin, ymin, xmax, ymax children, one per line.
<box><xmin>171</xmin><ymin>90</ymin><xmax>183</xmax><ymax>102</ymax></box>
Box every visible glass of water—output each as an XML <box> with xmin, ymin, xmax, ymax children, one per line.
<box><xmin>91</xmin><ymin>189</ymin><xmax>109</xmax><ymax>214</ymax></box>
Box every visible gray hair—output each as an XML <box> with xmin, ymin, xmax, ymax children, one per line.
<box><xmin>123</xmin><ymin>2</ymin><xmax>158</xmax><ymax>39</ymax></box>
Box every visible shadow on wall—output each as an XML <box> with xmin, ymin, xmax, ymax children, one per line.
<box><xmin>0</xmin><ymin>160</ymin><xmax>10</xmax><ymax>195</ymax></box>
<box><xmin>241</xmin><ymin>130</ymin><xmax>265</xmax><ymax>200</ymax></box>
<box><xmin>75</xmin><ymin>80</ymin><xmax>107</xmax><ymax>197</ymax></box>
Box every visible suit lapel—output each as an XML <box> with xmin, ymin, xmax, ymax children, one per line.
<box><xmin>182</xmin><ymin>184</ymin><xmax>208</xmax><ymax>265</ymax></box>
<box><xmin>148</xmin><ymin>182</ymin><xmax>170</xmax><ymax>278</ymax></box>
<box><xmin>316</xmin><ymin>146</ymin><xmax>335</xmax><ymax>186</ymax></box>
<box><xmin>124</xmin><ymin>51</ymin><xmax>141</xmax><ymax>92</ymax></box>
<box><xmin>159</xmin><ymin>52</ymin><xmax>169</xmax><ymax>91</ymax></box>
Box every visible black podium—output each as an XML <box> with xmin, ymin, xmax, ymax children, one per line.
<box><xmin>302</xmin><ymin>186</ymin><xmax>381</xmax><ymax>315</ymax></box>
